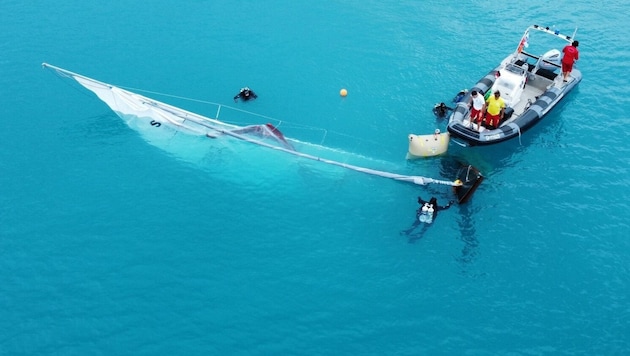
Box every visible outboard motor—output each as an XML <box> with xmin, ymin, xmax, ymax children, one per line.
<box><xmin>539</xmin><ymin>49</ymin><xmax>561</xmax><ymax>70</ymax></box>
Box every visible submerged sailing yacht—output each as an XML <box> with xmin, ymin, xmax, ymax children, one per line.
<box><xmin>42</xmin><ymin>63</ymin><xmax>482</xmax><ymax>201</ymax></box>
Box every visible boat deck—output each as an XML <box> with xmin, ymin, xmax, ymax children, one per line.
<box><xmin>447</xmin><ymin>25</ymin><xmax>582</xmax><ymax>145</ymax></box>
<box><xmin>505</xmin><ymin>70</ymin><xmax>564</xmax><ymax>123</ymax></box>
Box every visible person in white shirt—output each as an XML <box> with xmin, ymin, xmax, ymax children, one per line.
<box><xmin>470</xmin><ymin>90</ymin><xmax>486</xmax><ymax>128</ymax></box>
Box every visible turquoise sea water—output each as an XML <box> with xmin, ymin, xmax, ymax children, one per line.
<box><xmin>2</xmin><ymin>1</ymin><xmax>630</xmax><ymax>354</ymax></box>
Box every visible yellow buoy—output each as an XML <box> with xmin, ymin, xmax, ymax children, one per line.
<box><xmin>340</xmin><ymin>88</ymin><xmax>348</xmax><ymax>97</ymax></box>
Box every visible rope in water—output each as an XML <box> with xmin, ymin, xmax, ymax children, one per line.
<box><xmin>216</xmin><ymin>129</ymin><xmax>457</xmax><ymax>186</ymax></box>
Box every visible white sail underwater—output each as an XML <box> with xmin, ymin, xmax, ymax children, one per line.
<box><xmin>43</xmin><ymin>63</ymin><xmax>461</xmax><ymax>187</ymax></box>
<box><xmin>72</xmin><ymin>74</ymin><xmax>239</xmax><ymax>136</ymax></box>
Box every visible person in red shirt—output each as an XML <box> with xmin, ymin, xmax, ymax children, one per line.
<box><xmin>561</xmin><ymin>40</ymin><xmax>579</xmax><ymax>82</ymax></box>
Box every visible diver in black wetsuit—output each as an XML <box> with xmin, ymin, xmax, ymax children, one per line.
<box><xmin>433</xmin><ymin>102</ymin><xmax>453</xmax><ymax>118</ymax></box>
<box><xmin>233</xmin><ymin>87</ymin><xmax>258</xmax><ymax>102</ymax></box>
<box><xmin>401</xmin><ymin>196</ymin><xmax>453</xmax><ymax>242</ymax></box>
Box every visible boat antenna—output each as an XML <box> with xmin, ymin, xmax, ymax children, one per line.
<box><xmin>571</xmin><ymin>27</ymin><xmax>578</xmax><ymax>40</ymax></box>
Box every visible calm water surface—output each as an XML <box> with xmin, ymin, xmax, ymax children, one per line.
<box><xmin>1</xmin><ymin>1</ymin><xmax>629</xmax><ymax>354</ymax></box>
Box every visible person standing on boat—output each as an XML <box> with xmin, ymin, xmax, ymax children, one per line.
<box><xmin>470</xmin><ymin>90</ymin><xmax>486</xmax><ymax>128</ymax></box>
<box><xmin>484</xmin><ymin>90</ymin><xmax>505</xmax><ymax>129</ymax></box>
<box><xmin>401</xmin><ymin>197</ymin><xmax>453</xmax><ymax>242</ymax></box>
<box><xmin>561</xmin><ymin>40</ymin><xmax>579</xmax><ymax>82</ymax></box>
<box><xmin>233</xmin><ymin>87</ymin><xmax>258</xmax><ymax>102</ymax></box>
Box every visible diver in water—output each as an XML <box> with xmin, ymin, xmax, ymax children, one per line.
<box><xmin>233</xmin><ymin>87</ymin><xmax>258</xmax><ymax>102</ymax></box>
<box><xmin>433</xmin><ymin>89</ymin><xmax>467</xmax><ymax>118</ymax></box>
<box><xmin>401</xmin><ymin>196</ymin><xmax>453</xmax><ymax>243</ymax></box>
<box><xmin>433</xmin><ymin>102</ymin><xmax>453</xmax><ymax>118</ymax></box>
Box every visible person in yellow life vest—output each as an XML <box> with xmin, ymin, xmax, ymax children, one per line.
<box><xmin>484</xmin><ymin>90</ymin><xmax>506</xmax><ymax>129</ymax></box>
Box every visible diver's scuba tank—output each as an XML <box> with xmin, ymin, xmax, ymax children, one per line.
<box><xmin>426</xmin><ymin>205</ymin><xmax>435</xmax><ymax>224</ymax></box>
<box><xmin>419</xmin><ymin>204</ymin><xmax>429</xmax><ymax>223</ymax></box>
